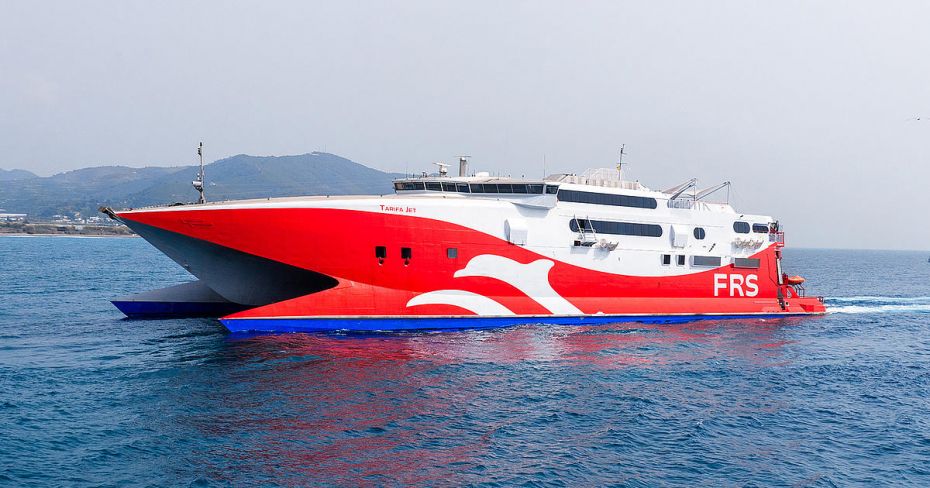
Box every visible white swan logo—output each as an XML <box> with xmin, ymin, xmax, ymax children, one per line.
<box><xmin>406</xmin><ymin>255</ymin><xmax>582</xmax><ymax>315</ymax></box>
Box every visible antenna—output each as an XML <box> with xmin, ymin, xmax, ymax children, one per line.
<box><xmin>617</xmin><ymin>144</ymin><xmax>626</xmax><ymax>180</ymax></box>
<box><xmin>458</xmin><ymin>155</ymin><xmax>470</xmax><ymax>177</ymax></box>
<box><xmin>192</xmin><ymin>142</ymin><xmax>205</xmax><ymax>204</ymax></box>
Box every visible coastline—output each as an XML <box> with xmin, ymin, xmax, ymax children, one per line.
<box><xmin>0</xmin><ymin>233</ymin><xmax>139</xmax><ymax>238</ymax></box>
<box><xmin>0</xmin><ymin>222</ymin><xmax>134</xmax><ymax>237</ymax></box>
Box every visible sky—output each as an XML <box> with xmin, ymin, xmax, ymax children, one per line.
<box><xmin>1</xmin><ymin>1</ymin><xmax>928</xmax><ymax>250</ymax></box>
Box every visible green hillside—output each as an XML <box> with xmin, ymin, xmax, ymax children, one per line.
<box><xmin>0</xmin><ymin>153</ymin><xmax>403</xmax><ymax>218</ymax></box>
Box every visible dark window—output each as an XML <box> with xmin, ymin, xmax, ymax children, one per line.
<box><xmin>446</xmin><ymin>248</ymin><xmax>457</xmax><ymax>259</ymax></box>
<box><xmin>465</xmin><ymin>183</ymin><xmax>544</xmax><ymax>194</ymax></box>
<box><xmin>677</xmin><ymin>255</ymin><xmax>686</xmax><ymax>266</ymax></box>
<box><xmin>545</xmin><ymin>185</ymin><xmax>559</xmax><ymax>194</ymax></box>
<box><xmin>395</xmin><ymin>182</ymin><xmax>418</xmax><ymax>191</ymax></box>
<box><xmin>456</xmin><ymin>183</ymin><xmax>470</xmax><ymax>193</ymax></box>
<box><xmin>693</xmin><ymin>255</ymin><xmax>722</xmax><ymax>267</ymax></box>
<box><xmin>413</xmin><ymin>182</ymin><xmax>425</xmax><ymax>190</ymax></box>
<box><xmin>400</xmin><ymin>247</ymin><xmax>412</xmax><ymax>259</ymax></box>
<box><xmin>426</xmin><ymin>182</ymin><xmax>442</xmax><ymax>191</ymax></box>
<box><xmin>394</xmin><ymin>182</ymin><xmax>404</xmax><ymax>191</ymax></box>
<box><xmin>733</xmin><ymin>258</ymin><xmax>760</xmax><ymax>269</ymax></box>
<box><xmin>375</xmin><ymin>246</ymin><xmax>387</xmax><ymax>259</ymax></box>
<box><xmin>661</xmin><ymin>254</ymin><xmax>671</xmax><ymax>265</ymax></box>
<box><xmin>557</xmin><ymin>189</ymin><xmax>658</xmax><ymax>209</ymax></box>
<box><xmin>733</xmin><ymin>221</ymin><xmax>751</xmax><ymax>234</ymax></box>
<box><xmin>752</xmin><ymin>223</ymin><xmax>769</xmax><ymax>233</ymax></box>
<box><xmin>693</xmin><ymin>227</ymin><xmax>706</xmax><ymax>240</ymax></box>
<box><xmin>569</xmin><ymin>219</ymin><xmax>663</xmax><ymax>237</ymax></box>
<box><xmin>441</xmin><ymin>182</ymin><xmax>458</xmax><ymax>192</ymax></box>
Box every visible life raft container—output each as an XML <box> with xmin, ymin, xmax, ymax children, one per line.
<box><xmin>784</xmin><ymin>275</ymin><xmax>805</xmax><ymax>286</ymax></box>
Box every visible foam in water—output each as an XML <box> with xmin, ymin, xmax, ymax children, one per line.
<box><xmin>827</xmin><ymin>296</ymin><xmax>930</xmax><ymax>314</ymax></box>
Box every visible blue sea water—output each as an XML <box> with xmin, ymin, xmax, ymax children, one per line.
<box><xmin>1</xmin><ymin>236</ymin><xmax>929</xmax><ymax>486</ymax></box>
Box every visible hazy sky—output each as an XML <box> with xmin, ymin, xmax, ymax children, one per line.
<box><xmin>1</xmin><ymin>1</ymin><xmax>929</xmax><ymax>249</ymax></box>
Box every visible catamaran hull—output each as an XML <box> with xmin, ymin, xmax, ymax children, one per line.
<box><xmin>113</xmin><ymin>202</ymin><xmax>826</xmax><ymax>333</ymax></box>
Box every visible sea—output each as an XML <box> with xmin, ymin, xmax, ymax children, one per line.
<box><xmin>1</xmin><ymin>236</ymin><xmax>929</xmax><ymax>486</ymax></box>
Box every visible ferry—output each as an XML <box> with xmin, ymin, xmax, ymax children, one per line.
<box><xmin>105</xmin><ymin>153</ymin><xmax>826</xmax><ymax>332</ymax></box>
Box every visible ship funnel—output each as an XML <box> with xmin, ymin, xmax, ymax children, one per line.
<box><xmin>458</xmin><ymin>156</ymin><xmax>470</xmax><ymax>177</ymax></box>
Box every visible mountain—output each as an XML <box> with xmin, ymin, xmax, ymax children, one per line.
<box><xmin>0</xmin><ymin>152</ymin><xmax>404</xmax><ymax>218</ymax></box>
<box><xmin>0</xmin><ymin>169</ymin><xmax>38</xmax><ymax>181</ymax></box>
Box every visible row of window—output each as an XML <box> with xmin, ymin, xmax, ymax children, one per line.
<box><xmin>374</xmin><ymin>246</ymin><xmax>458</xmax><ymax>265</ymax></box>
<box><xmin>568</xmin><ymin>220</ymin><xmax>766</xmax><ymax>242</ymax></box>
<box><xmin>661</xmin><ymin>254</ymin><xmax>687</xmax><ymax>266</ymax></box>
<box><xmin>570</xmin><ymin>219</ymin><xmax>775</xmax><ymax>242</ymax></box>
<box><xmin>557</xmin><ymin>189</ymin><xmax>658</xmax><ymax>209</ymax></box>
<box><xmin>734</xmin><ymin>221</ymin><xmax>772</xmax><ymax>234</ymax></box>
<box><xmin>374</xmin><ymin>245</ymin><xmax>759</xmax><ymax>270</ymax></box>
<box><xmin>393</xmin><ymin>181</ymin><xmax>556</xmax><ymax>195</ymax></box>
<box><xmin>666</xmin><ymin>255</ymin><xmax>759</xmax><ymax>268</ymax></box>
<box><xmin>570</xmin><ymin>219</ymin><xmax>664</xmax><ymax>237</ymax></box>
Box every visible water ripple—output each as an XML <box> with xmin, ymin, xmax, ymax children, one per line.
<box><xmin>1</xmin><ymin>239</ymin><xmax>929</xmax><ymax>485</ymax></box>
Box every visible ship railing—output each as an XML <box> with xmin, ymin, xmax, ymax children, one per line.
<box><xmin>573</xmin><ymin>215</ymin><xmax>598</xmax><ymax>247</ymax></box>
<box><xmin>772</xmin><ymin>231</ymin><xmax>785</xmax><ymax>248</ymax></box>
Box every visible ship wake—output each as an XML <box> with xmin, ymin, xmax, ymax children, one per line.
<box><xmin>827</xmin><ymin>296</ymin><xmax>930</xmax><ymax>314</ymax></box>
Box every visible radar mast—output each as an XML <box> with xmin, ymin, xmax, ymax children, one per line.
<box><xmin>193</xmin><ymin>142</ymin><xmax>205</xmax><ymax>204</ymax></box>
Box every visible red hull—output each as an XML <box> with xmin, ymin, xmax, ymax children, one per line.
<box><xmin>118</xmin><ymin>207</ymin><xmax>826</xmax><ymax>329</ymax></box>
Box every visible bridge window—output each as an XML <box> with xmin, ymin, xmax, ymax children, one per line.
<box><xmin>456</xmin><ymin>183</ymin><xmax>470</xmax><ymax>193</ymax></box>
<box><xmin>569</xmin><ymin>219</ymin><xmax>663</xmax><ymax>237</ymax></box>
<box><xmin>394</xmin><ymin>181</ymin><xmax>426</xmax><ymax>191</ymax></box>
<box><xmin>557</xmin><ymin>189</ymin><xmax>658</xmax><ymax>209</ymax></box>
<box><xmin>693</xmin><ymin>255</ymin><xmax>722</xmax><ymax>267</ymax></box>
<box><xmin>426</xmin><ymin>182</ymin><xmax>442</xmax><ymax>191</ymax></box>
<box><xmin>693</xmin><ymin>227</ymin><xmax>706</xmax><ymax>240</ymax></box>
<box><xmin>752</xmin><ymin>224</ymin><xmax>769</xmax><ymax>233</ymax></box>
<box><xmin>528</xmin><ymin>184</ymin><xmax>544</xmax><ymax>194</ymax></box>
<box><xmin>733</xmin><ymin>221</ymin><xmax>750</xmax><ymax>234</ymax></box>
<box><xmin>545</xmin><ymin>185</ymin><xmax>559</xmax><ymax>194</ymax></box>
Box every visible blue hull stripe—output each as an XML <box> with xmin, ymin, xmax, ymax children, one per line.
<box><xmin>220</xmin><ymin>313</ymin><xmax>818</xmax><ymax>333</ymax></box>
